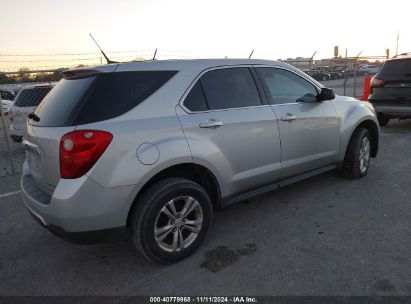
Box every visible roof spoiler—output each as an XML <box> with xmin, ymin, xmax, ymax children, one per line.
<box><xmin>62</xmin><ymin>69</ymin><xmax>103</xmax><ymax>79</ymax></box>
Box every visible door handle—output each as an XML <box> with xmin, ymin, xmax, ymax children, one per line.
<box><xmin>281</xmin><ymin>114</ymin><xmax>297</xmax><ymax>122</ymax></box>
<box><xmin>199</xmin><ymin>119</ymin><xmax>223</xmax><ymax>129</ymax></box>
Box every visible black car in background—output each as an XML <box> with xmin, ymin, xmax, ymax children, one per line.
<box><xmin>369</xmin><ymin>54</ymin><xmax>411</xmax><ymax>126</ymax></box>
<box><xmin>303</xmin><ymin>70</ymin><xmax>331</xmax><ymax>81</ymax></box>
<box><xmin>329</xmin><ymin>71</ymin><xmax>344</xmax><ymax>79</ymax></box>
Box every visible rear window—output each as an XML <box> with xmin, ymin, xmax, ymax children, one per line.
<box><xmin>378</xmin><ymin>59</ymin><xmax>411</xmax><ymax>79</ymax></box>
<box><xmin>32</xmin><ymin>71</ymin><xmax>177</xmax><ymax>127</ymax></box>
<box><xmin>14</xmin><ymin>87</ymin><xmax>52</xmax><ymax>107</ymax></box>
<box><xmin>1</xmin><ymin>91</ymin><xmax>15</xmax><ymax>101</ymax></box>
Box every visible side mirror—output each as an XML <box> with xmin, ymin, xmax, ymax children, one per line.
<box><xmin>318</xmin><ymin>88</ymin><xmax>335</xmax><ymax>101</ymax></box>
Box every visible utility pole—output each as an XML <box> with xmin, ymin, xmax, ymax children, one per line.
<box><xmin>343</xmin><ymin>48</ymin><xmax>348</xmax><ymax>96</ymax></box>
<box><xmin>353</xmin><ymin>50</ymin><xmax>363</xmax><ymax>98</ymax></box>
<box><xmin>310</xmin><ymin>51</ymin><xmax>317</xmax><ymax>68</ymax></box>
<box><xmin>395</xmin><ymin>31</ymin><xmax>399</xmax><ymax>57</ymax></box>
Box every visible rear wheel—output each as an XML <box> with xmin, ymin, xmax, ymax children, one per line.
<box><xmin>130</xmin><ymin>178</ymin><xmax>212</xmax><ymax>264</ymax></box>
<box><xmin>377</xmin><ymin>113</ymin><xmax>390</xmax><ymax>127</ymax></box>
<box><xmin>342</xmin><ymin>128</ymin><xmax>371</xmax><ymax>179</ymax></box>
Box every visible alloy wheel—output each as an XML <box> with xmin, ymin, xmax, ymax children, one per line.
<box><xmin>359</xmin><ymin>137</ymin><xmax>370</xmax><ymax>173</ymax></box>
<box><xmin>154</xmin><ymin>196</ymin><xmax>203</xmax><ymax>252</ymax></box>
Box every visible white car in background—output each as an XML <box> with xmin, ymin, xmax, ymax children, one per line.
<box><xmin>9</xmin><ymin>84</ymin><xmax>54</xmax><ymax>142</ymax></box>
<box><xmin>1</xmin><ymin>90</ymin><xmax>15</xmax><ymax>115</ymax></box>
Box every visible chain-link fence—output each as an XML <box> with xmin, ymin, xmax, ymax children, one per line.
<box><xmin>281</xmin><ymin>55</ymin><xmax>387</xmax><ymax>100</ymax></box>
<box><xmin>0</xmin><ymin>69</ymin><xmax>64</xmax><ymax>176</ymax></box>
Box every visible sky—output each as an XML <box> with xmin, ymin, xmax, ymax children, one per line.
<box><xmin>1</xmin><ymin>0</ymin><xmax>410</xmax><ymax>69</ymax></box>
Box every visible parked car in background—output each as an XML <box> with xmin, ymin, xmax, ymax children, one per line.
<box><xmin>369</xmin><ymin>54</ymin><xmax>411</xmax><ymax>126</ymax></box>
<box><xmin>21</xmin><ymin>59</ymin><xmax>379</xmax><ymax>263</ymax></box>
<box><xmin>9</xmin><ymin>84</ymin><xmax>54</xmax><ymax>142</ymax></box>
<box><xmin>311</xmin><ymin>66</ymin><xmax>330</xmax><ymax>72</ymax></box>
<box><xmin>360</xmin><ymin>64</ymin><xmax>382</xmax><ymax>76</ymax></box>
<box><xmin>329</xmin><ymin>71</ymin><xmax>344</xmax><ymax>79</ymax></box>
<box><xmin>303</xmin><ymin>70</ymin><xmax>331</xmax><ymax>81</ymax></box>
<box><xmin>0</xmin><ymin>90</ymin><xmax>15</xmax><ymax>115</ymax></box>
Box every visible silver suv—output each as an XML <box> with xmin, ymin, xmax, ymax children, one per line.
<box><xmin>21</xmin><ymin>59</ymin><xmax>379</xmax><ymax>263</ymax></box>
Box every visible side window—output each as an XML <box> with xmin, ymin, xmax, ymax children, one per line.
<box><xmin>184</xmin><ymin>82</ymin><xmax>208</xmax><ymax>112</ymax></box>
<box><xmin>257</xmin><ymin>68</ymin><xmax>318</xmax><ymax>104</ymax></box>
<box><xmin>200</xmin><ymin>68</ymin><xmax>262</xmax><ymax>110</ymax></box>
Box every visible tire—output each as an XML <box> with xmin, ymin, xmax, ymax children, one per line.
<box><xmin>377</xmin><ymin>113</ymin><xmax>390</xmax><ymax>127</ymax></box>
<box><xmin>130</xmin><ymin>178</ymin><xmax>212</xmax><ymax>264</ymax></box>
<box><xmin>342</xmin><ymin>128</ymin><xmax>371</xmax><ymax>179</ymax></box>
<box><xmin>322</xmin><ymin>76</ymin><xmax>328</xmax><ymax>81</ymax></box>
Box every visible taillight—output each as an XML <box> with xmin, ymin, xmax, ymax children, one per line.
<box><xmin>370</xmin><ymin>77</ymin><xmax>385</xmax><ymax>87</ymax></box>
<box><xmin>9</xmin><ymin>109</ymin><xmax>13</xmax><ymax>122</ymax></box>
<box><xmin>59</xmin><ymin>130</ymin><xmax>113</xmax><ymax>179</ymax></box>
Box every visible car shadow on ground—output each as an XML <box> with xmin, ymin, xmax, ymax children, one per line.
<box><xmin>382</xmin><ymin>119</ymin><xmax>411</xmax><ymax>133</ymax></box>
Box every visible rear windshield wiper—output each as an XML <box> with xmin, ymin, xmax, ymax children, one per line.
<box><xmin>28</xmin><ymin>112</ymin><xmax>40</xmax><ymax>122</ymax></box>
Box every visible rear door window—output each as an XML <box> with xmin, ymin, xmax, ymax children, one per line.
<box><xmin>14</xmin><ymin>87</ymin><xmax>52</xmax><ymax>107</ymax></box>
<box><xmin>200</xmin><ymin>68</ymin><xmax>262</xmax><ymax>110</ymax></box>
<box><xmin>183</xmin><ymin>67</ymin><xmax>262</xmax><ymax>112</ymax></box>
<box><xmin>33</xmin><ymin>71</ymin><xmax>177</xmax><ymax>126</ymax></box>
<box><xmin>184</xmin><ymin>82</ymin><xmax>209</xmax><ymax>112</ymax></box>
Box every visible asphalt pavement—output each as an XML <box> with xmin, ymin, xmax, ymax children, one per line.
<box><xmin>0</xmin><ymin>120</ymin><xmax>410</xmax><ymax>296</ymax></box>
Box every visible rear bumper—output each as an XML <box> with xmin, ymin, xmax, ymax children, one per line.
<box><xmin>26</xmin><ymin>206</ymin><xmax>127</xmax><ymax>244</ymax></box>
<box><xmin>21</xmin><ymin>160</ymin><xmax>140</xmax><ymax>238</ymax></box>
<box><xmin>369</xmin><ymin>102</ymin><xmax>411</xmax><ymax>116</ymax></box>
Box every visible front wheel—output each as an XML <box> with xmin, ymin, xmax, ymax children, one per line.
<box><xmin>130</xmin><ymin>178</ymin><xmax>212</xmax><ymax>264</ymax></box>
<box><xmin>342</xmin><ymin>128</ymin><xmax>372</xmax><ymax>179</ymax></box>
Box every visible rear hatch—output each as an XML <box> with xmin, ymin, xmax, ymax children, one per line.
<box><xmin>370</xmin><ymin>58</ymin><xmax>411</xmax><ymax>107</ymax></box>
<box><xmin>24</xmin><ymin>64</ymin><xmax>177</xmax><ymax>193</ymax></box>
<box><xmin>13</xmin><ymin>86</ymin><xmax>52</xmax><ymax>130</ymax></box>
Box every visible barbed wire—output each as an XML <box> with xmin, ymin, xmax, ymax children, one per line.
<box><xmin>0</xmin><ymin>50</ymin><xmax>155</xmax><ymax>57</ymax></box>
<box><xmin>0</xmin><ymin>49</ymin><xmax>388</xmax><ymax>73</ymax></box>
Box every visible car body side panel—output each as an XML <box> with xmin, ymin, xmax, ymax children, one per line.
<box><xmin>331</xmin><ymin>96</ymin><xmax>379</xmax><ymax>161</ymax></box>
<box><xmin>271</xmin><ymin>100</ymin><xmax>341</xmax><ymax>179</ymax></box>
<box><xmin>176</xmin><ymin>105</ymin><xmax>282</xmax><ymax>198</ymax></box>
<box><xmin>78</xmin><ymin>116</ymin><xmax>193</xmax><ymax>188</ymax></box>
